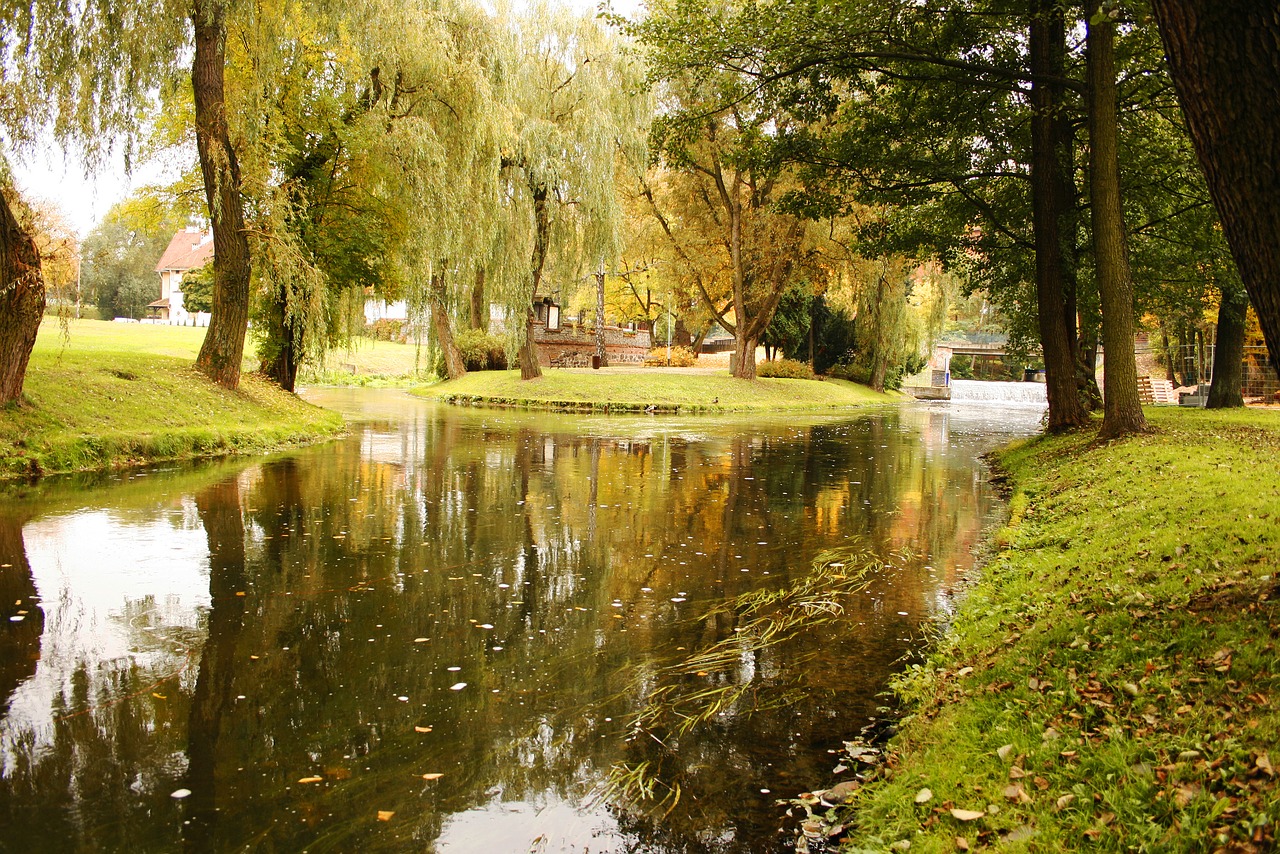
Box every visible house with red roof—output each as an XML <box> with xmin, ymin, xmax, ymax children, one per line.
<box><xmin>151</xmin><ymin>227</ymin><xmax>214</xmax><ymax>325</ymax></box>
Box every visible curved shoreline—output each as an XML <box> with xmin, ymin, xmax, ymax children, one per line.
<box><xmin>802</xmin><ymin>407</ymin><xmax>1280</xmax><ymax>850</ymax></box>
<box><xmin>413</xmin><ymin>368</ymin><xmax>898</xmax><ymax>413</ymax></box>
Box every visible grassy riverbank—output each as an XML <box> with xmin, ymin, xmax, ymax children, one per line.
<box><xmin>0</xmin><ymin>319</ymin><xmax>343</xmax><ymax>479</ymax></box>
<box><xmin>415</xmin><ymin>368</ymin><xmax>895</xmax><ymax>412</ymax></box>
<box><xmin>815</xmin><ymin>407</ymin><xmax>1280</xmax><ymax>851</ymax></box>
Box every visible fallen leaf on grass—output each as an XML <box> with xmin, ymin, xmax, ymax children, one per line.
<box><xmin>1055</xmin><ymin>794</ymin><xmax>1075</xmax><ymax>811</ymax></box>
<box><xmin>955</xmin><ymin>837</ymin><xmax>970</xmax><ymax>851</ymax></box>
<box><xmin>997</xmin><ymin>744</ymin><xmax>1015</xmax><ymax>762</ymax></box>
<box><xmin>914</xmin><ymin>788</ymin><xmax>933</xmax><ymax>804</ymax></box>
<box><xmin>1003</xmin><ymin>784</ymin><xmax>1032</xmax><ymax>804</ymax></box>
<box><xmin>1256</xmin><ymin>753</ymin><xmax>1275</xmax><ymax>777</ymax></box>
<box><xmin>949</xmin><ymin>809</ymin><xmax>985</xmax><ymax>822</ymax></box>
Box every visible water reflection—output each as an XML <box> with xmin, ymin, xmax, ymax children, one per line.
<box><xmin>0</xmin><ymin>393</ymin><xmax>1041</xmax><ymax>852</ymax></box>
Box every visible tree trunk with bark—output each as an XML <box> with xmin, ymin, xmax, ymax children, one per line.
<box><xmin>520</xmin><ymin>183</ymin><xmax>549</xmax><ymax>380</ymax></box>
<box><xmin>192</xmin><ymin>0</ymin><xmax>253</xmax><ymax>391</ymax></box>
<box><xmin>594</xmin><ymin>269</ymin><xmax>608</xmax><ymax>368</ymax></box>
<box><xmin>430</xmin><ymin>268</ymin><xmax>466</xmax><ymax>380</ymax></box>
<box><xmin>470</xmin><ymin>267</ymin><xmax>487</xmax><ymax>331</ymax></box>
<box><xmin>259</xmin><ymin>282</ymin><xmax>300</xmax><ymax>392</ymax></box>
<box><xmin>1030</xmin><ymin>0</ymin><xmax>1089</xmax><ymax>431</ymax></box>
<box><xmin>0</xmin><ymin>191</ymin><xmax>44</xmax><ymax>405</ymax></box>
<box><xmin>1089</xmin><ymin>8</ymin><xmax>1149</xmax><ymax>439</ymax></box>
<box><xmin>1206</xmin><ymin>288</ymin><xmax>1246</xmax><ymax>408</ymax></box>
<box><xmin>1150</xmin><ymin>0</ymin><xmax>1280</xmax><ymax>370</ymax></box>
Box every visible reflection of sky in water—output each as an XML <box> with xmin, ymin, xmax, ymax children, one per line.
<box><xmin>0</xmin><ymin>392</ymin><xmax>1043</xmax><ymax>853</ymax></box>
<box><xmin>3</xmin><ymin>506</ymin><xmax>211</xmax><ymax>767</ymax></box>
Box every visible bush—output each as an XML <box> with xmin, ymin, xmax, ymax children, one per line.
<box><xmin>368</xmin><ymin>319</ymin><xmax>404</xmax><ymax>341</ymax></box>
<box><xmin>455</xmin><ymin>329</ymin><xmax>508</xmax><ymax>371</ymax></box>
<box><xmin>644</xmin><ymin>345</ymin><xmax>697</xmax><ymax>367</ymax></box>
<box><xmin>757</xmin><ymin>358</ymin><xmax>816</xmax><ymax>380</ymax></box>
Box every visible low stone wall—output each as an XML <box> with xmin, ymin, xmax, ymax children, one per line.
<box><xmin>534</xmin><ymin>324</ymin><xmax>651</xmax><ymax>368</ymax></box>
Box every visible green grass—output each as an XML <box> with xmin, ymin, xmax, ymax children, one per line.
<box><xmin>413</xmin><ymin>368</ymin><xmax>895</xmax><ymax>412</ymax></box>
<box><xmin>1</xmin><ymin>319</ymin><xmax>343</xmax><ymax>479</ymax></box>
<box><xmin>816</xmin><ymin>407</ymin><xmax>1280</xmax><ymax>851</ymax></box>
<box><xmin>299</xmin><ymin>336</ymin><xmax>431</xmax><ymax>386</ymax></box>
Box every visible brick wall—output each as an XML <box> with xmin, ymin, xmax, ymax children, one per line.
<box><xmin>533</xmin><ymin>323</ymin><xmax>652</xmax><ymax>367</ymax></box>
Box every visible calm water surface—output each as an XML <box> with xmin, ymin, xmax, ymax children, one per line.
<box><xmin>0</xmin><ymin>391</ymin><xmax>1043</xmax><ymax>852</ymax></box>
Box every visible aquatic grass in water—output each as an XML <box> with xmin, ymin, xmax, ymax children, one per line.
<box><xmin>602</xmin><ymin>546</ymin><xmax>912</xmax><ymax>816</ymax></box>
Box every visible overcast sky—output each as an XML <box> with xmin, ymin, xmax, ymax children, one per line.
<box><xmin>10</xmin><ymin>0</ymin><xmax>643</xmax><ymax>239</ymax></box>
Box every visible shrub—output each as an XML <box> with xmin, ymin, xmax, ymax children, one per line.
<box><xmin>644</xmin><ymin>345</ymin><xmax>697</xmax><ymax>367</ymax></box>
<box><xmin>368</xmin><ymin>319</ymin><xmax>404</xmax><ymax>341</ymax></box>
<box><xmin>455</xmin><ymin>329</ymin><xmax>508</xmax><ymax>371</ymax></box>
<box><xmin>757</xmin><ymin>358</ymin><xmax>816</xmax><ymax>380</ymax></box>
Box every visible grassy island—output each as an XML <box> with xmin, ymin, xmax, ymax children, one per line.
<box><xmin>815</xmin><ymin>407</ymin><xmax>1280</xmax><ymax>851</ymax></box>
<box><xmin>414</xmin><ymin>368</ymin><xmax>896</xmax><ymax>412</ymax></box>
<box><xmin>0</xmin><ymin>319</ymin><xmax>343</xmax><ymax>480</ymax></box>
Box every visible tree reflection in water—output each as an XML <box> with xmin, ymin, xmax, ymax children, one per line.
<box><xmin>0</xmin><ymin>395</ymin><xmax>1039</xmax><ymax>852</ymax></box>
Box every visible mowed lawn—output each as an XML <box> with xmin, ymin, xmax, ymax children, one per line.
<box><xmin>415</xmin><ymin>367</ymin><xmax>896</xmax><ymax>412</ymax></box>
<box><xmin>0</xmin><ymin>319</ymin><xmax>342</xmax><ymax>478</ymax></box>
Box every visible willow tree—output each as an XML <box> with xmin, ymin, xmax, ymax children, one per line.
<box><xmin>491</xmin><ymin>1</ymin><xmax>649</xmax><ymax>380</ymax></box>
<box><xmin>0</xmin><ymin>1</ymin><xmax>186</xmax><ymax>402</ymax></box>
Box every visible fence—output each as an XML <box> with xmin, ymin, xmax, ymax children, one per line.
<box><xmin>1149</xmin><ymin>343</ymin><xmax>1279</xmax><ymax>400</ymax></box>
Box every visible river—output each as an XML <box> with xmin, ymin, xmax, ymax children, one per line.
<box><xmin>0</xmin><ymin>390</ymin><xmax>1043</xmax><ymax>852</ymax></box>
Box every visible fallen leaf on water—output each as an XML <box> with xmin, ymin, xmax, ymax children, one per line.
<box><xmin>152</xmin><ymin>693</ymin><xmax>167</xmax><ymax>699</ymax></box>
<box><xmin>413</xmin><ymin>638</ymin><xmax>428</xmax><ymax>643</ymax></box>
<box><xmin>170</xmin><ymin>788</ymin><xmax>192</xmax><ymax>799</ymax></box>
<box><xmin>949</xmin><ymin>809</ymin><xmax>984</xmax><ymax>822</ymax></box>
<box><xmin>377</xmin><ymin>810</ymin><xmax>394</xmax><ymax>821</ymax></box>
<box><xmin>914</xmin><ymin>788</ymin><xmax>933</xmax><ymax>805</ymax></box>
<box><xmin>421</xmin><ymin>773</ymin><xmax>444</xmax><ymax>781</ymax></box>
<box><xmin>298</xmin><ymin>776</ymin><xmax>323</xmax><ymax>784</ymax></box>
<box><xmin>449</xmin><ymin>682</ymin><xmax>467</xmax><ymax>691</ymax></box>
<box><xmin>414</xmin><ymin>726</ymin><xmax>433</xmax><ymax>733</ymax></box>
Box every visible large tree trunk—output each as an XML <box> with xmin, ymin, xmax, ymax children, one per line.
<box><xmin>731</xmin><ymin>334</ymin><xmax>758</xmax><ymax>379</ymax></box>
<box><xmin>430</xmin><ymin>268</ymin><xmax>465</xmax><ymax>380</ymax></box>
<box><xmin>0</xmin><ymin>191</ymin><xmax>44</xmax><ymax>405</ymax></box>
<box><xmin>259</xmin><ymin>282</ymin><xmax>300</xmax><ymax>392</ymax></box>
<box><xmin>1030</xmin><ymin>0</ymin><xmax>1089</xmax><ymax>431</ymax></box>
<box><xmin>1089</xmin><ymin>9</ymin><xmax>1149</xmax><ymax>439</ymax></box>
<box><xmin>1206</xmin><ymin>287</ymin><xmax>1246</xmax><ymax>408</ymax></box>
<box><xmin>470</xmin><ymin>267</ymin><xmax>487</xmax><ymax>331</ymax></box>
<box><xmin>1150</xmin><ymin>0</ymin><xmax>1280</xmax><ymax>370</ymax></box>
<box><xmin>520</xmin><ymin>183</ymin><xmax>549</xmax><ymax>380</ymax></box>
<box><xmin>594</xmin><ymin>269</ymin><xmax>609</xmax><ymax>368</ymax></box>
<box><xmin>192</xmin><ymin>0</ymin><xmax>252</xmax><ymax>391</ymax></box>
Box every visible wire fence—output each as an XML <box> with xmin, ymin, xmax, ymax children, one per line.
<box><xmin>1143</xmin><ymin>343</ymin><xmax>1280</xmax><ymax>401</ymax></box>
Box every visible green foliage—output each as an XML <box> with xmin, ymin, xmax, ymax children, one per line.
<box><xmin>180</xmin><ymin>264</ymin><xmax>213</xmax><ymax>313</ymax></box>
<box><xmin>757</xmin><ymin>358</ymin><xmax>815</xmax><ymax>380</ymax></box>
<box><xmin>80</xmin><ymin>195</ymin><xmax>189</xmax><ymax>320</ymax></box>
<box><xmin>432</xmin><ymin>329</ymin><xmax>507</xmax><ymax>375</ymax></box>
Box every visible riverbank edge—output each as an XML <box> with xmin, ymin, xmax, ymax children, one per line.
<box><xmin>808</xmin><ymin>407</ymin><xmax>1279</xmax><ymax>852</ymax></box>
<box><xmin>412</xmin><ymin>370</ymin><xmax>897</xmax><ymax>413</ymax></box>
<box><xmin>1</xmin><ymin>362</ymin><xmax>344</xmax><ymax>481</ymax></box>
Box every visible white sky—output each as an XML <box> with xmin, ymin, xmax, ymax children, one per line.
<box><xmin>10</xmin><ymin>0</ymin><xmax>644</xmax><ymax>239</ymax></box>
